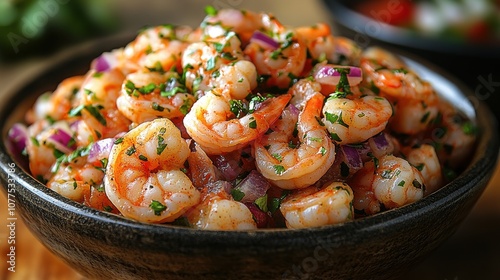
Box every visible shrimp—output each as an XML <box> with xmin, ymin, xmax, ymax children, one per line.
<box><xmin>401</xmin><ymin>144</ymin><xmax>443</xmax><ymax>195</ymax></box>
<box><xmin>27</xmin><ymin>76</ymin><xmax>84</xmax><ymax>123</ymax></box>
<box><xmin>181</xmin><ymin>32</ymin><xmax>246</xmax><ymax>93</ymax></box>
<box><xmin>183</xmin><ymin>142</ymin><xmax>256</xmax><ymax>230</ymax></box>
<box><xmin>295</xmin><ymin>23</ymin><xmax>336</xmax><ymax>62</ymax></box>
<box><xmin>360</xmin><ymin>46</ymin><xmax>439</xmax><ymax>135</ymax></box>
<box><xmin>348</xmin><ymin>154</ymin><xmax>425</xmax><ymax>215</ymax></box>
<box><xmin>183</xmin><ymin>87</ymin><xmax>291</xmax><ymax>155</ymax></box>
<box><xmin>322</xmin><ymin>95</ymin><xmax>393</xmax><ymax>145</ymax></box>
<box><xmin>201</xmin><ymin>8</ymin><xmax>265</xmax><ymax>44</ymax></box>
<box><xmin>427</xmin><ymin>101</ymin><xmax>477</xmax><ymax>170</ymax></box>
<box><xmin>104</xmin><ymin>118</ymin><xmax>201</xmax><ymax>223</ymax></box>
<box><xmin>47</xmin><ymin>163</ymin><xmax>104</xmax><ymax>203</ymax></box>
<box><xmin>294</xmin><ymin>23</ymin><xmax>363</xmax><ymax>67</ymax></box>
<box><xmin>116</xmin><ymin>71</ymin><xmax>195</xmax><ymax>124</ymax></box>
<box><xmin>244</xmin><ymin>26</ymin><xmax>307</xmax><ymax>89</ymax></box>
<box><xmin>46</xmin><ymin>141</ymin><xmax>119</xmax><ymax>213</ymax></box>
<box><xmin>289</xmin><ymin>78</ymin><xmax>322</xmax><ymax>110</ymax></box>
<box><xmin>211</xmin><ymin>60</ymin><xmax>258</xmax><ymax>100</ymax></box>
<box><xmin>254</xmin><ymin>87</ymin><xmax>336</xmax><ymax>190</ymax></box>
<box><xmin>279</xmin><ymin>181</ymin><xmax>354</xmax><ymax>229</ymax></box>
<box><xmin>123</xmin><ymin>25</ymin><xmax>192</xmax><ymax>73</ymax></box>
<box><xmin>186</xmin><ymin>140</ymin><xmax>219</xmax><ymax>189</ymax></box>
<box><xmin>25</xmin><ymin>119</ymin><xmax>80</xmax><ymax>182</ymax></box>
<box><xmin>332</xmin><ymin>37</ymin><xmax>363</xmax><ymax>66</ymax></box>
<box><xmin>25</xmin><ymin>121</ymin><xmax>58</xmax><ymax>182</ymax></box>
<box><xmin>76</xmin><ymin>68</ymin><xmax>131</xmax><ymax>142</ymax></box>
<box><xmin>186</xmin><ymin>181</ymin><xmax>257</xmax><ymax>230</ymax></box>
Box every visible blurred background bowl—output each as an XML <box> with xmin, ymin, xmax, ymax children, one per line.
<box><xmin>322</xmin><ymin>0</ymin><xmax>500</xmax><ymax>120</ymax></box>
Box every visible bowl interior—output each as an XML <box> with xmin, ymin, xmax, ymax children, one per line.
<box><xmin>0</xmin><ymin>31</ymin><xmax>498</xmax><ymax>235</ymax></box>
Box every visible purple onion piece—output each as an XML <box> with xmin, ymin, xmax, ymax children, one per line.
<box><xmin>69</xmin><ymin>120</ymin><xmax>80</xmax><ymax>131</ymax></box>
<box><xmin>7</xmin><ymin>123</ymin><xmax>28</xmax><ymax>155</ymax></box>
<box><xmin>368</xmin><ymin>132</ymin><xmax>393</xmax><ymax>158</ymax></box>
<box><xmin>235</xmin><ymin>170</ymin><xmax>271</xmax><ymax>203</ymax></box>
<box><xmin>348</xmin><ymin>66</ymin><xmax>362</xmax><ymax>78</ymax></box>
<box><xmin>371</xmin><ymin>132</ymin><xmax>389</xmax><ymax>150</ymax></box>
<box><xmin>207</xmin><ymin>180</ymin><xmax>233</xmax><ymax>196</ymax></box>
<box><xmin>49</xmin><ymin>128</ymin><xmax>75</xmax><ymax>149</ymax></box>
<box><xmin>94</xmin><ymin>55</ymin><xmax>110</xmax><ymax>72</ymax></box>
<box><xmin>341</xmin><ymin>145</ymin><xmax>362</xmax><ymax>169</ymax></box>
<box><xmin>94</xmin><ymin>52</ymin><xmax>117</xmax><ymax>72</ymax></box>
<box><xmin>287</xmin><ymin>103</ymin><xmax>300</xmax><ymax>117</ymax></box>
<box><xmin>87</xmin><ymin>138</ymin><xmax>115</xmax><ymax>164</ymax></box>
<box><xmin>250</xmin><ymin>30</ymin><xmax>279</xmax><ymax>50</ymax></box>
<box><xmin>244</xmin><ymin>202</ymin><xmax>271</xmax><ymax>228</ymax></box>
<box><xmin>212</xmin><ymin>154</ymin><xmax>241</xmax><ymax>181</ymax></box>
<box><xmin>314</xmin><ymin>65</ymin><xmax>363</xmax><ymax>86</ymax></box>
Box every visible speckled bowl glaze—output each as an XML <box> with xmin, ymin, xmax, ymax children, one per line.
<box><xmin>0</xmin><ymin>34</ymin><xmax>498</xmax><ymax>280</ymax></box>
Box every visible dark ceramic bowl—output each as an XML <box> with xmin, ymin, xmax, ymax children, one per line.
<box><xmin>0</xmin><ymin>34</ymin><xmax>498</xmax><ymax>280</ymax></box>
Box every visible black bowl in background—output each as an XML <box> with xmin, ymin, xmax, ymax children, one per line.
<box><xmin>0</xmin><ymin>34</ymin><xmax>498</xmax><ymax>280</ymax></box>
<box><xmin>321</xmin><ymin>0</ymin><xmax>500</xmax><ymax>121</ymax></box>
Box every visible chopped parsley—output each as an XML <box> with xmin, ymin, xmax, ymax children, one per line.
<box><xmin>126</xmin><ymin>145</ymin><xmax>136</xmax><ymax>156</ymax></box>
<box><xmin>231</xmin><ymin>188</ymin><xmax>245</xmax><ymax>201</ymax></box>
<box><xmin>273</xmin><ymin>165</ymin><xmax>286</xmax><ymax>175</ymax></box>
<box><xmin>152</xmin><ymin>102</ymin><xmax>165</xmax><ymax>112</ymax></box>
<box><xmin>69</xmin><ymin>104</ymin><xmax>107</xmax><ymax>126</ymax></box>
<box><xmin>51</xmin><ymin>144</ymin><xmax>92</xmax><ymax>173</ymax></box>
<box><xmin>269</xmin><ymin>190</ymin><xmax>291</xmax><ymax>213</ymax></box>
<box><xmin>330</xmin><ymin>132</ymin><xmax>342</xmax><ymax>142</ymax></box>
<box><xmin>255</xmin><ymin>195</ymin><xmax>268</xmax><ymax>212</ymax></box>
<box><xmin>325</xmin><ymin>111</ymin><xmax>349</xmax><ymax>128</ymax></box>
<box><xmin>150</xmin><ymin>200</ymin><xmax>167</xmax><ymax>216</ymax></box>
<box><xmin>204</xmin><ymin>5</ymin><xmax>218</xmax><ymax>16</ymax></box>
<box><xmin>248</xmin><ymin>117</ymin><xmax>257</xmax><ymax>129</ymax></box>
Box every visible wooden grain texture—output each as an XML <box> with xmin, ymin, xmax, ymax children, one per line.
<box><xmin>0</xmin><ymin>194</ymin><xmax>84</xmax><ymax>280</ymax></box>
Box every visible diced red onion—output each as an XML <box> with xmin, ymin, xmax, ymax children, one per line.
<box><xmin>47</xmin><ymin>127</ymin><xmax>76</xmax><ymax>154</ymax></box>
<box><xmin>340</xmin><ymin>145</ymin><xmax>363</xmax><ymax>169</ymax></box>
<box><xmin>368</xmin><ymin>132</ymin><xmax>393</xmax><ymax>158</ymax></box>
<box><xmin>287</xmin><ymin>103</ymin><xmax>300</xmax><ymax>116</ymax></box>
<box><xmin>87</xmin><ymin>138</ymin><xmax>115</xmax><ymax>164</ymax></box>
<box><xmin>207</xmin><ymin>180</ymin><xmax>233</xmax><ymax>196</ymax></box>
<box><xmin>171</xmin><ymin>117</ymin><xmax>190</xmax><ymax>139</ymax></box>
<box><xmin>250</xmin><ymin>30</ymin><xmax>279</xmax><ymax>50</ymax></box>
<box><xmin>93</xmin><ymin>52</ymin><xmax>117</xmax><ymax>72</ymax></box>
<box><xmin>7</xmin><ymin>123</ymin><xmax>28</xmax><ymax>155</ymax></box>
<box><xmin>371</xmin><ymin>132</ymin><xmax>389</xmax><ymax>150</ymax></box>
<box><xmin>244</xmin><ymin>202</ymin><xmax>271</xmax><ymax>228</ymax></box>
<box><xmin>235</xmin><ymin>170</ymin><xmax>271</xmax><ymax>203</ymax></box>
<box><xmin>212</xmin><ymin>154</ymin><xmax>241</xmax><ymax>181</ymax></box>
<box><xmin>314</xmin><ymin>65</ymin><xmax>363</xmax><ymax>86</ymax></box>
<box><xmin>69</xmin><ymin>120</ymin><xmax>80</xmax><ymax>131</ymax></box>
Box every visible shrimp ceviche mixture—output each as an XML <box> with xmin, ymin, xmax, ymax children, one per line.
<box><xmin>8</xmin><ymin>7</ymin><xmax>478</xmax><ymax>230</ymax></box>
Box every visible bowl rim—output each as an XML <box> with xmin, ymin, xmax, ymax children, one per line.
<box><xmin>0</xmin><ymin>33</ymin><xmax>498</xmax><ymax>244</ymax></box>
<box><xmin>322</xmin><ymin>0</ymin><xmax>500</xmax><ymax>58</ymax></box>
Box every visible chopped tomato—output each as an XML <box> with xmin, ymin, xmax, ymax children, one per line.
<box><xmin>356</xmin><ymin>0</ymin><xmax>415</xmax><ymax>26</ymax></box>
<box><xmin>466</xmin><ymin>20</ymin><xmax>491</xmax><ymax>43</ymax></box>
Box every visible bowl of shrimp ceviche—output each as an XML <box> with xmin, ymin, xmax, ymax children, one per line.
<box><xmin>1</xmin><ymin>6</ymin><xmax>498</xmax><ymax>280</ymax></box>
